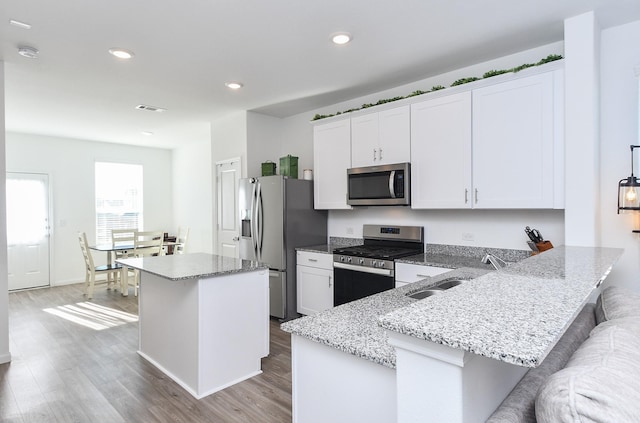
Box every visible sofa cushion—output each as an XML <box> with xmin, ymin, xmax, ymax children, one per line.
<box><xmin>535</xmin><ymin>324</ymin><xmax>640</xmax><ymax>423</ymax></box>
<box><xmin>486</xmin><ymin>304</ymin><xmax>596</xmax><ymax>423</ymax></box>
<box><xmin>595</xmin><ymin>285</ymin><xmax>640</xmax><ymax>325</ymax></box>
<box><xmin>590</xmin><ymin>316</ymin><xmax>640</xmax><ymax>338</ymax></box>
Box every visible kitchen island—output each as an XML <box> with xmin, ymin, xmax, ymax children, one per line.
<box><xmin>281</xmin><ymin>246</ymin><xmax>623</xmax><ymax>423</ymax></box>
<box><xmin>118</xmin><ymin>253</ymin><xmax>269</xmax><ymax>399</ymax></box>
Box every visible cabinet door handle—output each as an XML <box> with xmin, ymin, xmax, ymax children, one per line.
<box><xmin>416</xmin><ymin>274</ymin><xmax>431</xmax><ymax>278</ymax></box>
<box><xmin>308</xmin><ymin>258</ymin><xmax>318</xmax><ymax>262</ymax></box>
<box><xmin>464</xmin><ymin>189</ymin><xmax>468</xmax><ymax>204</ymax></box>
<box><xmin>475</xmin><ymin>188</ymin><xmax>479</xmax><ymax>204</ymax></box>
<box><xmin>373</xmin><ymin>148</ymin><xmax>377</xmax><ymax>161</ymax></box>
<box><xmin>328</xmin><ymin>276</ymin><xmax>332</xmax><ymax>287</ymax></box>
<box><xmin>379</xmin><ymin>148</ymin><xmax>383</xmax><ymax>160</ymax></box>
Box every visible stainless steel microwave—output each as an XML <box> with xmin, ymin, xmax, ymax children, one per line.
<box><xmin>347</xmin><ymin>162</ymin><xmax>410</xmax><ymax>206</ymax></box>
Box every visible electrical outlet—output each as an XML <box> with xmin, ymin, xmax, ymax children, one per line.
<box><xmin>346</xmin><ymin>227</ymin><xmax>354</xmax><ymax>235</ymax></box>
<box><xmin>462</xmin><ymin>232</ymin><xmax>475</xmax><ymax>241</ymax></box>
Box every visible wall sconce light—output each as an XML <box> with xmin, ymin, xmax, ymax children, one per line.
<box><xmin>618</xmin><ymin>145</ymin><xmax>640</xmax><ymax>215</ymax></box>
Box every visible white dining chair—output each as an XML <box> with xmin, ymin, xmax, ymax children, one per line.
<box><xmin>78</xmin><ymin>232</ymin><xmax>121</xmax><ymax>299</ymax></box>
<box><xmin>175</xmin><ymin>226</ymin><xmax>190</xmax><ymax>254</ymax></box>
<box><xmin>131</xmin><ymin>230</ymin><xmax>164</xmax><ymax>296</ymax></box>
<box><xmin>111</xmin><ymin>228</ymin><xmax>137</xmax><ymax>291</ymax></box>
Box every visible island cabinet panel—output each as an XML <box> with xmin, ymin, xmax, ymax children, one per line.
<box><xmin>291</xmin><ymin>335</ymin><xmax>396</xmax><ymax>423</ymax></box>
<box><xmin>471</xmin><ymin>71</ymin><xmax>555</xmax><ymax>208</ymax></box>
<box><xmin>297</xmin><ymin>251</ymin><xmax>333</xmax><ymax>315</ymax></box>
<box><xmin>410</xmin><ymin>92</ymin><xmax>472</xmax><ymax>208</ymax></box>
<box><xmin>313</xmin><ymin>119</ymin><xmax>352</xmax><ymax>210</ymax></box>
<box><xmin>137</xmin><ymin>267</ymin><xmax>269</xmax><ymax>399</ymax></box>
<box><xmin>351</xmin><ymin>105</ymin><xmax>410</xmax><ymax>168</ymax></box>
<box><xmin>395</xmin><ymin>262</ymin><xmax>452</xmax><ymax>287</ymax></box>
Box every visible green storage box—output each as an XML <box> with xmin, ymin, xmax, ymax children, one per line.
<box><xmin>279</xmin><ymin>155</ymin><xmax>298</xmax><ymax>178</ymax></box>
<box><xmin>261</xmin><ymin>161</ymin><xmax>276</xmax><ymax>176</ymax></box>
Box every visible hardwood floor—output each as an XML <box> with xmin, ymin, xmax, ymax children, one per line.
<box><xmin>1</xmin><ymin>283</ymin><xmax>292</xmax><ymax>422</ymax></box>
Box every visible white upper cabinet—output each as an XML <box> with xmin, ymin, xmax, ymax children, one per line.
<box><xmin>411</xmin><ymin>69</ymin><xmax>562</xmax><ymax>209</ymax></box>
<box><xmin>472</xmin><ymin>72</ymin><xmax>555</xmax><ymax>208</ymax></box>
<box><xmin>313</xmin><ymin>119</ymin><xmax>352</xmax><ymax>210</ymax></box>
<box><xmin>351</xmin><ymin>106</ymin><xmax>410</xmax><ymax>167</ymax></box>
<box><xmin>411</xmin><ymin>92</ymin><xmax>472</xmax><ymax>208</ymax></box>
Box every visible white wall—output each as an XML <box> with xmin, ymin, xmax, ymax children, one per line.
<box><xmin>0</xmin><ymin>62</ymin><xmax>11</xmax><ymax>363</ymax></box>
<box><xmin>278</xmin><ymin>42</ymin><xmax>567</xmax><ymax>250</ymax></box>
<box><xmin>172</xmin><ymin>139</ymin><xmax>214</xmax><ymax>254</ymax></box>
<box><xmin>6</xmin><ymin>132</ymin><xmax>173</xmax><ymax>285</ymax></box>
<box><xmin>599</xmin><ymin>19</ymin><xmax>640</xmax><ymax>290</ymax></box>
<box><xmin>564</xmin><ymin>12</ymin><xmax>601</xmax><ymax>246</ymax></box>
<box><xmin>247</xmin><ymin>112</ymin><xmax>284</xmax><ymax>178</ymax></box>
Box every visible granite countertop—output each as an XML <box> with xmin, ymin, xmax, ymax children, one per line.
<box><xmin>116</xmin><ymin>253</ymin><xmax>267</xmax><ymax>281</ymax></box>
<box><xmin>282</xmin><ymin>246</ymin><xmax>623</xmax><ymax>370</ymax></box>
<box><xmin>281</xmin><ymin>267</ymin><xmax>487</xmax><ymax>368</ymax></box>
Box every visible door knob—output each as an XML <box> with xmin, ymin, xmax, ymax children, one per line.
<box><xmin>232</xmin><ymin>236</ymin><xmax>240</xmax><ymax>241</ymax></box>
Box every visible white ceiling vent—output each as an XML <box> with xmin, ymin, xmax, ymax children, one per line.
<box><xmin>135</xmin><ymin>104</ymin><xmax>166</xmax><ymax>112</ymax></box>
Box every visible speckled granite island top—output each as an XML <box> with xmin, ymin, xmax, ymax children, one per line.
<box><xmin>379</xmin><ymin>246</ymin><xmax>623</xmax><ymax>368</ymax></box>
<box><xmin>282</xmin><ymin>246</ymin><xmax>623</xmax><ymax>370</ymax></box>
<box><xmin>282</xmin><ymin>267</ymin><xmax>488</xmax><ymax>368</ymax></box>
<box><xmin>117</xmin><ymin>253</ymin><xmax>267</xmax><ymax>281</ymax></box>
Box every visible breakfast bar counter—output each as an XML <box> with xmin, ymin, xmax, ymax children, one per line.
<box><xmin>118</xmin><ymin>253</ymin><xmax>269</xmax><ymax>399</ymax></box>
<box><xmin>282</xmin><ymin>246</ymin><xmax>623</xmax><ymax>423</ymax></box>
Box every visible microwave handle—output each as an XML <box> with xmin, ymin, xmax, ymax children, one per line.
<box><xmin>389</xmin><ymin>170</ymin><xmax>396</xmax><ymax>198</ymax></box>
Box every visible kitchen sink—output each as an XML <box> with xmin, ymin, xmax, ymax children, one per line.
<box><xmin>406</xmin><ymin>278</ymin><xmax>468</xmax><ymax>300</ymax></box>
<box><xmin>407</xmin><ymin>289</ymin><xmax>443</xmax><ymax>299</ymax></box>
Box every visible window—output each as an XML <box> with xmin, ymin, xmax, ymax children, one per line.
<box><xmin>95</xmin><ymin>162</ymin><xmax>143</xmax><ymax>244</ymax></box>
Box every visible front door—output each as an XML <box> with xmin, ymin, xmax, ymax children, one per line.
<box><xmin>7</xmin><ymin>172</ymin><xmax>51</xmax><ymax>290</ymax></box>
<box><xmin>216</xmin><ymin>158</ymin><xmax>241</xmax><ymax>258</ymax></box>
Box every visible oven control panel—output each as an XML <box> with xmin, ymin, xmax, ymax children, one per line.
<box><xmin>333</xmin><ymin>255</ymin><xmax>394</xmax><ymax>270</ymax></box>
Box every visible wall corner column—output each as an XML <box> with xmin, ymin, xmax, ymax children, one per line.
<box><xmin>0</xmin><ymin>61</ymin><xmax>12</xmax><ymax>363</ymax></box>
<box><xmin>564</xmin><ymin>11</ymin><xmax>601</xmax><ymax>246</ymax></box>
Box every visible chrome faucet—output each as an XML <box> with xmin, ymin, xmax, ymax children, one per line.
<box><xmin>481</xmin><ymin>253</ymin><xmax>508</xmax><ymax>270</ymax></box>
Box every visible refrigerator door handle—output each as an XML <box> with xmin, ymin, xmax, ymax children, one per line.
<box><xmin>251</xmin><ymin>182</ymin><xmax>259</xmax><ymax>260</ymax></box>
<box><xmin>256</xmin><ymin>181</ymin><xmax>264</xmax><ymax>260</ymax></box>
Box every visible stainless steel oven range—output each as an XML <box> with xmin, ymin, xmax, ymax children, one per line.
<box><xmin>332</xmin><ymin>224</ymin><xmax>424</xmax><ymax>306</ymax></box>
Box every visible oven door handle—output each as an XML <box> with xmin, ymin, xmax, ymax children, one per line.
<box><xmin>334</xmin><ymin>262</ymin><xmax>393</xmax><ymax>277</ymax></box>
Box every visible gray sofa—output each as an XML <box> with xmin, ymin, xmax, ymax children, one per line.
<box><xmin>487</xmin><ymin>286</ymin><xmax>640</xmax><ymax>422</ymax></box>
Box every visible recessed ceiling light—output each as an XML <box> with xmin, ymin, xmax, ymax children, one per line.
<box><xmin>331</xmin><ymin>32</ymin><xmax>352</xmax><ymax>45</ymax></box>
<box><xmin>141</xmin><ymin>131</ymin><xmax>154</xmax><ymax>136</ymax></box>
<box><xmin>17</xmin><ymin>46</ymin><xmax>38</xmax><ymax>59</ymax></box>
<box><xmin>9</xmin><ymin>19</ymin><xmax>32</xmax><ymax>30</ymax></box>
<box><xmin>225</xmin><ymin>82</ymin><xmax>243</xmax><ymax>90</ymax></box>
<box><xmin>109</xmin><ymin>48</ymin><xmax>134</xmax><ymax>59</ymax></box>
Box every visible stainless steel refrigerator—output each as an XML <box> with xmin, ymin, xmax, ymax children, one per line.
<box><xmin>239</xmin><ymin>175</ymin><xmax>327</xmax><ymax>320</ymax></box>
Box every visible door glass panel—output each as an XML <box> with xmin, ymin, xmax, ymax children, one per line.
<box><xmin>6</xmin><ymin>178</ymin><xmax>47</xmax><ymax>245</ymax></box>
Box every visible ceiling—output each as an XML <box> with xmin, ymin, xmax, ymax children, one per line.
<box><xmin>1</xmin><ymin>0</ymin><xmax>639</xmax><ymax>150</ymax></box>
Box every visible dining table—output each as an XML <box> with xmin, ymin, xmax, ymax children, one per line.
<box><xmin>89</xmin><ymin>241</ymin><xmax>182</xmax><ymax>296</ymax></box>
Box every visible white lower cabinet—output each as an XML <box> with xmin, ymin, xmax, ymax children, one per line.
<box><xmin>297</xmin><ymin>251</ymin><xmax>334</xmax><ymax>315</ymax></box>
<box><xmin>395</xmin><ymin>263</ymin><xmax>452</xmax><ymax>288</ymax></box>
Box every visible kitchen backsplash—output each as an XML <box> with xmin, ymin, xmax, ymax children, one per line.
<box><xmin>427</xmin><ymin>243</ymin><xmax>531</xmax><ymax>262</ymax></box>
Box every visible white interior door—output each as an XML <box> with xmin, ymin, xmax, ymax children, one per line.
<box><xmin>6</xmin><ymin>172</ymin><xmax>51</xmax><ymax>290</ymax></box>
<box><xmin>216</xmin><ymin>158</ymin><xmax>241</xmax><ymax>258</ymax></box>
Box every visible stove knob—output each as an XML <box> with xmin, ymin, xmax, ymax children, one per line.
<box><xmin>340</xmin><ymin>256</ymin><xmax>346</xmax><ymax>262</ymax></box>
<box><xmin>371</xmin><ymin>260</ymin><xmax>377</xmax><ymax>267</ymax></box>
<box><xmin>377</xmin><ymin>261</ymin><xmax>385</xmax><ymax>268</ymax></box>
<box><xmin>358</xmin><ymin>258</ymin><xmax>365</xmax><ymax>265</ymax></box>
<box><xmin>347</xmin><ymin>257</ymin><xmax>352</xmax><ymax>263</ymax></box>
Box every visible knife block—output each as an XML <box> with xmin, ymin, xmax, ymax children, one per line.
<box><xmin>535</xmin><ymin>241</ymin><xmax>553</xmax><ymax>252</ymax></box>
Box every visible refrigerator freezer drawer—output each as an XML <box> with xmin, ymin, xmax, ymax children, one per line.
<box><xmin>269</xmin><ymin>270</ymin><xmax>286</xmax><ymax>319</ymax></box>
